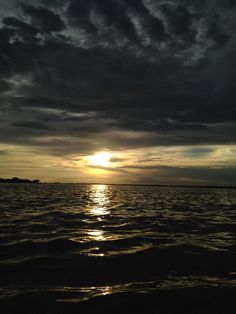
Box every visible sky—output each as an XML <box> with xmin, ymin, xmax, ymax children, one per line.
<box><xmin>0</xmin><ymin>0</ymin><xmax>236</xmax><ymax>185</ymax></box>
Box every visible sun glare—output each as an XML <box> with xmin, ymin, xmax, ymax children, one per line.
<box><xmin>89</xmin><ymin>151</ymin><xmax>112</xmax><ymax>167</ymax></box>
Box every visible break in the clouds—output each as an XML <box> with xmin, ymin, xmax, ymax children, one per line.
<box><xmin>0</xmin><ymin>0</ymin><xmax>236</xmax><ymax>184</ymax></box>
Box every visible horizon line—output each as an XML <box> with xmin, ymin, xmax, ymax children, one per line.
<box><xmin>1</xmin><ymin>177</ymin><xmax>235</xmax><ymax>189</ymax></box>
<box><xmin>45</xmin><ymin>182</ymin><xmax>236</xmax><ymax>189</ymax></box>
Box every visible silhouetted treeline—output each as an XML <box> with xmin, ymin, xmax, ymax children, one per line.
<box><xmin>0</xmin><ymin>177</ymin><xmax>40</xmax><ymax>183</ymax></box>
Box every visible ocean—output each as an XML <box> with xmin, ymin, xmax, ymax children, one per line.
<box><xmin>0</xmin><ymin>183</ymin><xmax>236</xmax><ymax>313</ymax></box>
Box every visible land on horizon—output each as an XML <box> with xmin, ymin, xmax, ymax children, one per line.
<box><xmin>0</xmin><ymin>177</ymin><xmax>40</xmax><ymax>184</ymax></box>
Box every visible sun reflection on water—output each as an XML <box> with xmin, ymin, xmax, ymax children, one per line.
<box><xmin>87</xmin><ymin>230</ymin><xmax>106</xmax><ymax>241</ymax></box>
<box><xmin>101</xmin><ymin>286</ymin><xmax>113</xmax><ymax>296</ymax></box>
<box><xmin>88</xmin><ymin>184</ymin><xmax>111</xmax><ymax>216</ymax></box>
<box><xmin>83</xmin><ymin>185</ymin><xmax>111</xmax><ymax>247</ymax></box>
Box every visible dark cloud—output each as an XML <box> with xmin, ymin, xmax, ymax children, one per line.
<box><xmin>124</xmin><ymin>0</ymin><xmax>148</xmax><ymax>14</ymax></box>
<box><xmin>22</xmin><ymin>4</ymin><xmax>65</xmax><ymax>33</ymax></box>
<box><xmin>206</xmin><ymin>14</ymin><xmax>230</xmax><ymax>48</ymax></box>
<box><xmin>160</xmin><ymin>4</ymin><xmax>195</xmax><ymax>42</ymax></box>
<box><xmin>2</xmin><ymin>16</ymin><xmax>39</xmax><ymax>48</ymax></box>
<box><xmin>67</xmin><ymin>0</ymin><xmax>97</xmax><ymax>34</ymax></box>
<box><xmin>93</xmin><ymin>0</ymin><xmax>139</xmax><ymax>42</ymax></box>
<box><xmin>124</xmin><ymin>0</ymin><xmax>167</xmax><ymax>42</ymax></box>
<box><xmin>0</xmin><ymin>150</ymin><xmax>9</xmax><ymax>156</ymax></box>
<box><xmin>121</xmin><ymin>164</ymin><xmax>236</xmax><ymax>186</ymax></box>
<box><xmin>0</xmin><ymin>0</ymin><xmax>235</xmax><ymax>161</ymax></box>
<box><xmin>40</xmin><ymin>0</ymin><xmax>65</xmax><ymax>8</ymax></box>
<box><xmin>144</xmin><ymin>15</ymin><xmax>166</xmax><ymax>42</ymax></box>
<box><xmin>0</xmin><ymin>79</ymin><xmax>11</xmax><ymax>92</ymax></box>
<box><xmin>12</xmin><ymin>120</ymin><xmax>51</xmax><ymax>130</ymax></box>
<box><xmin>3</xmin><ymin>16</ymin><xmax>37</xmax><ymax>33</ymax></box>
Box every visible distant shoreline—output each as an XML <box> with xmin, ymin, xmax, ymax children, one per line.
<box><xmin>0</xmin><ymin>177</ymin><xmax>40</xmax><ymax>184</ymax></box>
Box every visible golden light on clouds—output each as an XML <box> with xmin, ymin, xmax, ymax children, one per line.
<box><xmin>1</xmin><ymin>142</ymin><xmax>236</xmax><ymax>185</ymax></box>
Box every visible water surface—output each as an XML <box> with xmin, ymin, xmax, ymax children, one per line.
<box><xmin>0</xmin><ymin>184</ymin><xmax>236</xmax><ymax>313</ymax></box>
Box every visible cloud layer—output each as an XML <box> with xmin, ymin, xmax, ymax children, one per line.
<box><xmin>0</xmin><ymin>0</ymin><xmax>236</xmax><ymax>184</ymax></box>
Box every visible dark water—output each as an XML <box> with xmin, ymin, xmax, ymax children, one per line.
<box><xmin>0</xmin><ymin>184</ymin><xmax>236</xmax><ymax>313</ymax></box>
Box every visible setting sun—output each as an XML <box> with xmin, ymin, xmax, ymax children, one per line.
<box><xmin>88</xmin><ymin>151</ymin><xmax>112</xmax><ymax>167</ymax></box>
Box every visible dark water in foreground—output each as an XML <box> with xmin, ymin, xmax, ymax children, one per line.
<box><xmin>0</xmin><ymin>184</ymin><xmax>236</xmax><ymax>313</ymax></box>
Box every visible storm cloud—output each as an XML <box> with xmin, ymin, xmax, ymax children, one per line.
<box><xmin>0</xmin><ymin>0</ymin><xmax>236</xmax><ymax>184</ymax></box>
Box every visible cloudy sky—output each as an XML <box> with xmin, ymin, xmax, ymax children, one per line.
<box><xmin>0</xmin><ymin>0</ymin><xmax>236</xmax><ymax>185</ymax></box>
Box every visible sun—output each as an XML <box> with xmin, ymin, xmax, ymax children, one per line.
<box><xmin>88</xmin><ymin>151</ymin><xmax>112</xmax><ymax>167</ymax></box>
